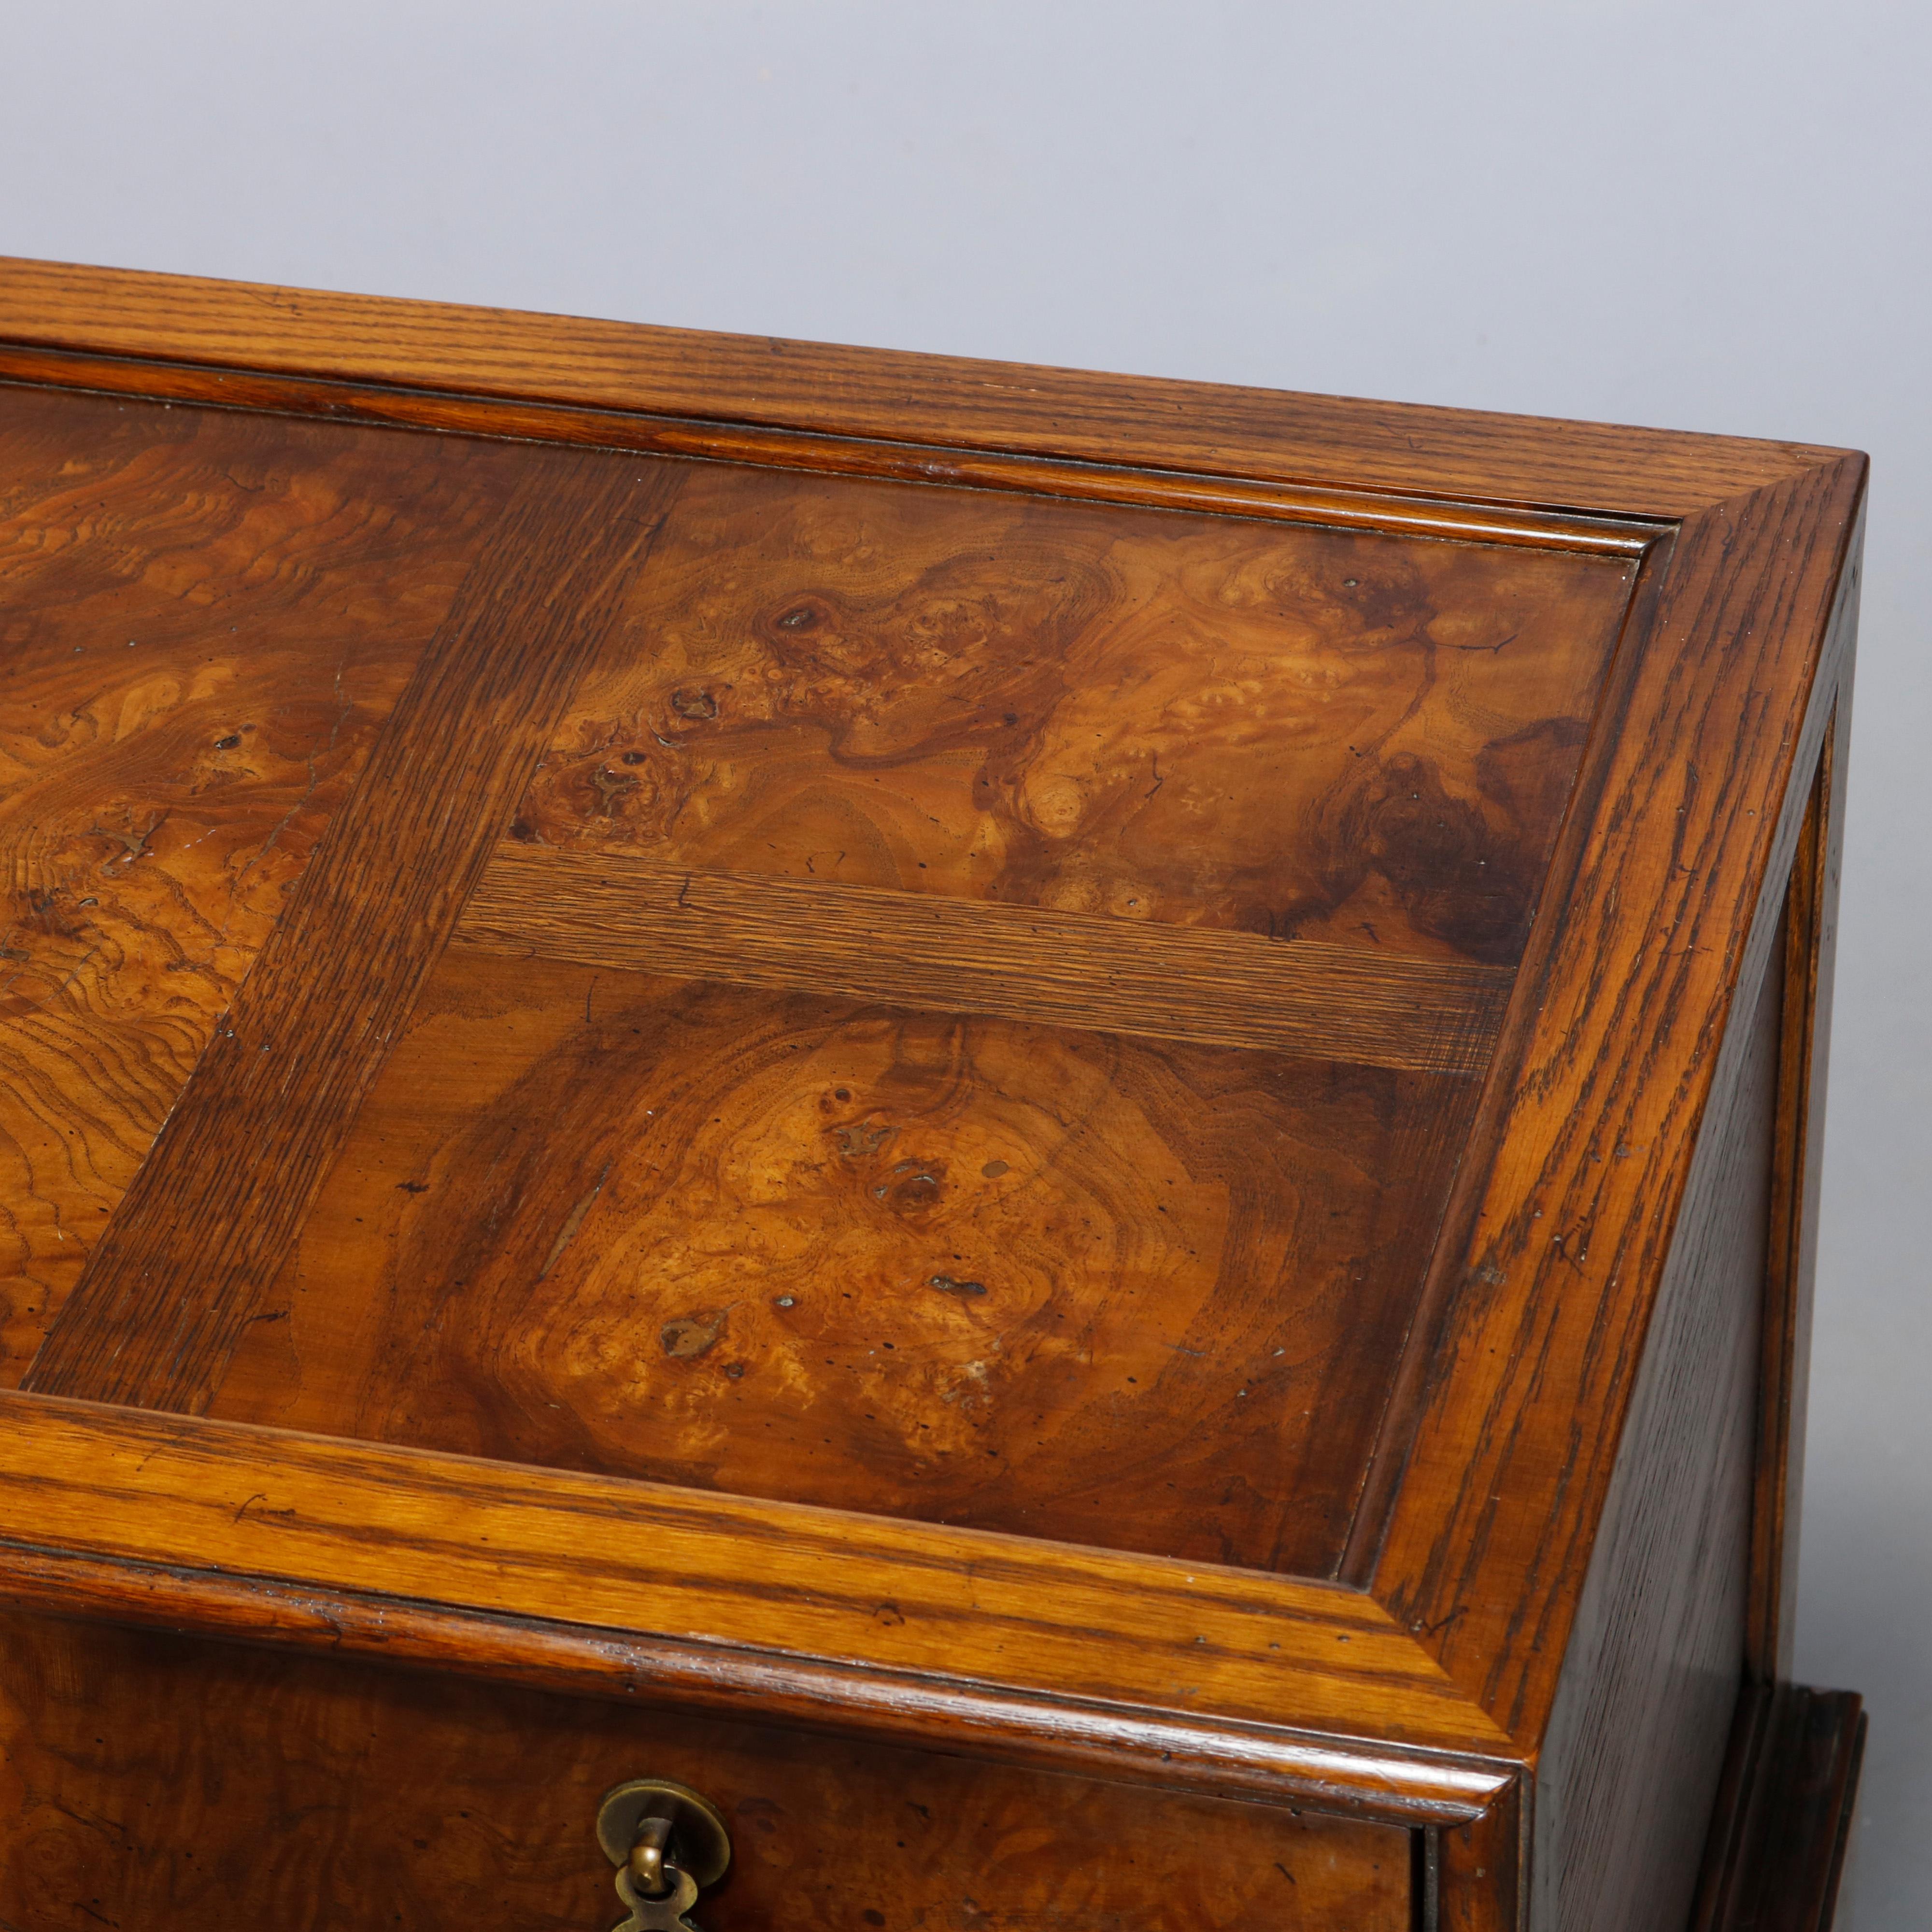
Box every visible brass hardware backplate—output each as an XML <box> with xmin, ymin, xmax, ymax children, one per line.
<box><xmin>597</xmin><ymin>1777</ymin><xmax>732</xmax><ymax>1890</ymax></box>
<box><xmin>612</xmin><ymin>1863</ymin><xmax>703</xmax><ymax>1932</ymax></box>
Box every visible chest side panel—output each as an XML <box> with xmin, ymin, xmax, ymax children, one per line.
<box><xmin>1536</xmin><ymin>907</ymin><xmax>1783</xmax><ymax>1932</ymax></box>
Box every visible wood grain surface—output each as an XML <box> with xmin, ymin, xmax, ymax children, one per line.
<box><xmin>23</xmin><ymin>445</ymin><xmax>685</xmax><ymax>1411</ymax></box>
<box><xmin>0</xmin><ymin>255</ymin><xmax>1852</xmax><ymax>516</ymax></box>
<box><xmin>1373</xmin><ymin>463</ymin><xmax>1865</xmax><ymax>1743</ymax></box>
<box><xmin>1690</xmin><ymin>1683</ymin><xmax>1865</xmax><ymax>1932</ymax></box>
<box><xmin>513</xmin><ymin>461</ymin><xmax>1635</xmax><ymax>966</ymax></box>
<box><xmin>456</xmin><ymin>844</ymin><xmax>1513</xmax><ymax>1075</ymax></box>
<box><xmin>1749</xmin><ymin>703</ymin><xmax>1849</xmax><ymax>1681</ymax></box>
<box><xmin>1</xmin><ymin>342</ymin><xmax>1657</xmax><ymax>559</ymax></box>
<box><xmin>0</xmin><ymin>1543</ymin><xmax>1513</xmax><ymax>1832</ymax></box>
<box><xmin>1536</xmin><ymin>940</ymin><xmax>1780</xmax><ymax>1932</ymax></box>
<box><xmin>1438</xmin><ymin>1782</ymin><xmax>1525</xmax><ymax>1932</ymax></box>
<box><xmin>0</xmin><ymin>383</ymin><xmax>524</xmax><ymax>1386</ymax></box>
<box><xmin>0</xmin><ymin>1614</ymin><xmax>1415</xmax><ymax>1932</ymax></box>
<box><xmin>211</xmin><ymin>946</ymin><xmax>1480</xmax><ymax>1571</ymax></box>
<box><xmin>0</xmin><ymin>264</ymin><xmax>1874</xmax><ymax>1932</ymax></box>
<box><xmin>191</xmin><ymin>449</ymin><xmax>1630</xmax><ymax>1571</ymax></box>
<box><xmin>0</xmin><ymin>1389</ymin><xmax>1518</xmax><ymax>1782</ymax></box>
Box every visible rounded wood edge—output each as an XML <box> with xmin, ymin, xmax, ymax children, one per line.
<box><xmin>0</xmin><ymin>1537</ymin><xmax>1520</xmax><ymax>1831</ymax></box>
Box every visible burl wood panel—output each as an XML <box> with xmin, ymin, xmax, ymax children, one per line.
<box><xmin>0</xmin><ymin>1614</ymin><xmax>1413</xmax><ymax>1932</ymax></box>
<box><xmin>515</xmin><ymin>462</ymin><xmax>1638</xmax><ymax>964</ymax></box>
<box><xmin>201</xmin><ymin>459</ymin><xmax>1635</xmax><ymax>1572</ymax></box>
<box><xmin>23</xmin><ymin>441</ymin><xmax>685</xmax><ymax>1412</ymax></box>
<box><xmin>0</xmin><ymin>384</ymin><xmax>529</xmax><ymax>1384</ymax></box>
<box><xmin>213</xmin><ymin>949</ymin><xmax>1481</xmax><ymax>1572</ymax></box>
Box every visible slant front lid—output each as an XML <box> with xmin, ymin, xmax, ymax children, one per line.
<box><xmin>3</xmin><ymin>379</ymin><xmax>1635</xmax><ymax>1576</ymax></box>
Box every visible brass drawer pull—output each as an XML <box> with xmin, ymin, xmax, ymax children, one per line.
<box><xmin>597</xmin><ymin>1779</ymin><xmax>731</xmax><ymax>1932</ymax></box>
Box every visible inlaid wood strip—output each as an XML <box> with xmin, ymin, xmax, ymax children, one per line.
<box><xmin>24</xmin><ymin>451</ymin><xmax>686</xmax><ymax>1412</ymax></box>
<box><xmin>453</xmin><ymin>844</ymin><xmax>1514</xmax><ymax>1075</ymax></box>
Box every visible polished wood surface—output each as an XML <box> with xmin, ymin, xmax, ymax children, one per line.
<box><xmin>212</xmin><ymin>948</ymin><xmax>1482</xmax><ymax>1570</ymax></box>
<box><xmin>0</xmin><ymin>1389</ymin><xmax>1516</xmax><ymax>1785</ymax></box>
<box><xmin>1538</xmin><ymin>928</ymin><xmax>1781</xmax><ymax>1932</ymax></box>
<box><xmin>0</xmin><ymin>259</ymin><xmax>1869</xmax><ymax>1929</ymax></box>
<box><xmin>456</xmin><ymin>844</ymin><xmax>1514</xmax><ymax>1072</ymax></box>
<box><xmin>22</xmin><ymin>445</ymin><xmax>683</xmax><ymax>1412</ymax></box>
<box><xmin>503</xmin><ymin>463</ymin><xmax>1632</xmax><ymax>960</ymax></box>
<box><xmin>0</xmin><ymin>398</ymin><xmax>1637</xmax><ymax>1568</ymax></box>
<box><xmin>0</xmin><ymin>254</ymin><xmax>1847</xmax><ymax>515</ymax></box>
<box><xmin>1372</xmin><ymin>470</ymin><xmax>1861</xmax><ymax>1733</ymax></box>
<box><xmin>1750</xmin><ymin>702</ymin><xmax>1849</xmax><ymax>1681</ymax></box>
<box><xmin>1691</xmin><ymin>1684</ymin><xmax>1865</xmax><ymax>1932</ymax></box>
<box><xmin>0</xmin><ymin>1615</ymin><xmax>1415</xmax><ymax>1932</ymax></box>
<box><xmin>0</xmin><ymin>384</ymin><xmax>515</xmax><ymax>1387</ymax></box>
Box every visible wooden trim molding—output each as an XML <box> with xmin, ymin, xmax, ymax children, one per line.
<box><xmin>1749</xmin><ymin>691</ymin><xmax>1853</xmax><ymax>1681</ymax></box>
<box><xmin>0</xmin><ymin>338</ymin><xmax>1649</xmax><ymax>557</ymax></box>
<box><xmin>1369</xmin><ymin>474</ymin><xmax>1865</xmax><ymax>1741</ymax></box>
<box><xmin>0</xmin><ymin>1390</ymin><xmax>1514</xmax><ymax>1826</ymax></box>
<box><xmin>0</xmin><ymin>255</ymin><xmax>1843</xmax><ymax>516</ymax></box>
<box><xmin>1691</xmin><ymin>1685</ymin><xmax>1866</xmax><ymax>1932</ymax></box>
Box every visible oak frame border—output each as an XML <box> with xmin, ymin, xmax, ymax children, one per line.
<box><xmin>0</xmin><ymin>259</ymin><xmax>1867</xmax><ymax>1925</ymax></box>
<box><xmin>0</xmin><ymin>1390</ymin><xmax>1516</xmax><ymax>1828</ymax></box>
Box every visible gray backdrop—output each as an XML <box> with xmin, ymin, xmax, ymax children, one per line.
<box><xmin>1</xmin><ymin>3</ymin><xmax>1924</xmax><ymax>1922</ymax></box>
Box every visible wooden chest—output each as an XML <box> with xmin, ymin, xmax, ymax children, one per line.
<box><xmin>0</xmin><ymin>258</ymin><xmax>1865</xmax><ymax>1932</ymax></box>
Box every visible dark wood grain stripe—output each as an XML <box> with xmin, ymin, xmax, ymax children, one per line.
<box><xmin>25</xmin><ymin>449</ymin><xmax>686</xmax><ymax>1411</ymax></box>
<box><xmin>454</xmin><ymin>844</ymin><xmax>1514</xmax><ymax>1075</ymax></box>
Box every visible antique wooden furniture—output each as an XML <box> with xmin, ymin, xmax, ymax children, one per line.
<box><xmin>0</xmin><ymin>256</ymin><xmax>1864</xmax><ymax>1932</ymax></box>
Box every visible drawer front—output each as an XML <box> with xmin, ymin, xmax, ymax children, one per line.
<box><xmin>0</xmin><ymin>1614</ymin><xmax>1412</xmax><ymax>1930</ymax></box>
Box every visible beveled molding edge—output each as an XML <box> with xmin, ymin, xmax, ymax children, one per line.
<box><xmin>0</xmin><ymin>1538</ymin><xmax>1520</xmax><ymax>1831</ymax></box>
<box><xmin>1359</xmin><ymin>473</ymin><xmax>1868</xmax><ymax>1747</ymax></box>
<box><xmin>0</xmin><ymin>1388</ymin><xmax>1520</xmax><ymax>1829</ymax></box>
<box><xmin>0</xmin><ymin>338</ymin><xmax>1657</xmax><ymax>557</ymax></box>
